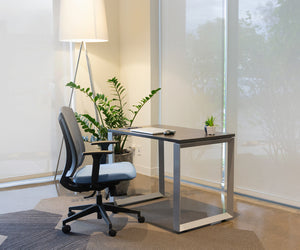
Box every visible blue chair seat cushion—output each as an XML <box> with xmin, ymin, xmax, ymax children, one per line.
<box><xmin>73</xmin><ymin>162</ymin><xmax>136</xmax><ymax>184</ymax></box>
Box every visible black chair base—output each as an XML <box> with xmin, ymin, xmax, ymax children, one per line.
<box><xmin>62</xmin><ymin>194</ymin><xmax>145</xmax><ymax>237</ymax></box>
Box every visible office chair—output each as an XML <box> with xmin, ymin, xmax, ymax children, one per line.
<box><xmin>58</xmin><ymin>106</ymin><xmax>145</xmax><ymax>237</ymax></box>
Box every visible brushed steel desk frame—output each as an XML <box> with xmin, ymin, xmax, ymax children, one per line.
<box><xmin>108</xmin><ymin>126</ymin><xmax>235</xmax><ymax>232</ymax></box>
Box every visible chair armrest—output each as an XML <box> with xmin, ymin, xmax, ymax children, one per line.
<box><xmin>91</xmin><ymin>140</ymin><xmax>118</xmax><ymax>146</ymax></box>
<box><xmin>83</xmin><ymin>150</ymin><xmax>113</xmax><ymax>156</ymax></box>
<box><xmin>83</xmin><ymin>150</ymin><xmax>113</xmax><ymax>188</ymax></box>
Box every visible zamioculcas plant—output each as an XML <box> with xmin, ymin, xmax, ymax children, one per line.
<box><xmin>67</xmin><ymin>77</ymin><xmax>161</xmax><ymax>154</ymax></box>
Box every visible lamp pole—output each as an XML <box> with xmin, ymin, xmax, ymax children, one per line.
<box><xmin>84</xmin><ymin>42</ymin><xmax>100</xmax><ymax>123</ymax></box>
<box><xmin>54</xmin><ymin>42</ymin><xmax>83</xmax><ymax>181</ymax></box>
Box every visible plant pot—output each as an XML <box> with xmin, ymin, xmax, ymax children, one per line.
<box><xmin>112</xmin><ymin>149</ymin><xmax>133</xmax><ymax>196</ymax></box>
<box><xmin>205</xmin><ymin>125</ymin><xmax>216</xmax><ymax>135</ymax></box>
<box><xmin>114</xmin><ymin>149</ymin><xmax>133</xmax><ymax>163</ymax></box>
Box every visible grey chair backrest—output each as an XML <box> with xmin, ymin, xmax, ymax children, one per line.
<box><xmin>58</xmin><ymin>106</ymin><xmax>86</xmax><ymax>178</ymax></box>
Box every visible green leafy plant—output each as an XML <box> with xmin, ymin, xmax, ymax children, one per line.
<box><xmin>205</xmin><ymin>115</ymin><xmax>216</xmax><ymax>127</ymax></box>
<box><xmin>66</xmin><ymin>77</ymin><xmax>161</xmax><ymax>154</ymax></box>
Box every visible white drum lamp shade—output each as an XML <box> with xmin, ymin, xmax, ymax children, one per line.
<box><xmin>59</xmin><ymin>0</ymin><xmax>108</xmax><ymax>42</ymax></box>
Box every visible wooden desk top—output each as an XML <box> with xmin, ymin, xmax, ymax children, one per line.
<box><xmin>108</xmin><ymin>125</ymin><xmax>235</xmax><ymax>144</ymax></box>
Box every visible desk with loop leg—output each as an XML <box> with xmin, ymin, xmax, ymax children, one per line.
<box><xmin>108</xmin><ymin>125</ymin><xmax>235</xmax><ymax>233</ymax></box>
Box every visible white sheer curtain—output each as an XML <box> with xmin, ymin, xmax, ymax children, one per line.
<box><xmin>0</xmin><ymin>0</ymin><xmax>69</xmax><ymax>182</ymax></box>
<box><xmin>161</xmin><ymin>0</ymin><xmax>225</xmax><ymax>187</ymax></box>
<box><xmin>228</xmin><ymin>0</ymin><xmax>300</xmax><ymax>206</ymax></box>
<box><xmin>160</xmin><ymin>0</ymin><xmax>300</xmax><ymax>207</ymax></box>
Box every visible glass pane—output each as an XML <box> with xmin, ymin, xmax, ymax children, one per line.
<box><xmin>233</xmin><ymin>0</ymin><xmax>300</xmax><ymax>205</ymax></box>
<box><xmin>0</xmin><ymin>0</ymin><xmax>69</xmax><ymax>181</ymax></box>
<box><xmin>161</xmin><ymin>0</ymin><xmax>225</xmax><ymax>186</ymax></box>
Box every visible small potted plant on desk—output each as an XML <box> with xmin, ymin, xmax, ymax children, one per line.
<box><xmin>204</xmin><ymin>115</ymin><xmax>217</xmax><ymax>135</ymax></box>
<box><xmin>66</xmin><ymin>77</ymin><xmax>161</xmax><ymax>195</ymax></box>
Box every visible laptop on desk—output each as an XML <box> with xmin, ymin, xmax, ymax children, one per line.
<box><xmin>130</xmin><ymin>127</ymin><xmax>167</xmax><ymax>135</ymax></box>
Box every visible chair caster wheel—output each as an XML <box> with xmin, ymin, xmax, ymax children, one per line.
<box><xmin>138</xmin><ymin>216</ymin><xmax>145</xmax><ymax>223</ymax></box>
<box><xmin>109</xmin><ymin>229</ymin><xmax>117</xmax><ymax>237</ymax></box>
<box><xmin>68</xmin><ymin>211</ymin><xmax>75</xmax><ymax>217</ymax></box>
<box><xmin>62</xmin><ymin>225</ymin><xmax>71</xmax><ymax>234</ymax></box>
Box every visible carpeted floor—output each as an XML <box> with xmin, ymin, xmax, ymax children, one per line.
<box><xmin>0</xmin><ymin>195</ymin><xmax>264</xmax><ymax>250</ymax></box>
<box><xmin>0</xmin><ymin>209</ymin><xmax>89</xmax><ymax>249</ymax></box>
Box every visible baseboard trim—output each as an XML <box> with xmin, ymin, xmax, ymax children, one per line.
<box><xmin>135</xmin><ymin>164</ymin><xmax>158</xmax><ymax>176</ymax></box>
<box><xmin>0</xmin><ymin>175</ymin><xmax>61</xmax><ymax>190</ymax></box>
<box><xmin>234</xmin><ymin>187</ymin><xmax>300</xmax><ymax>209</ymax></box>
<box><xmin>0</xmin><ymin>171</ymin><xmax>62</xmax><ymax>184</ymax></box>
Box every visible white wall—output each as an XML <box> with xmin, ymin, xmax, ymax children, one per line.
<box><xmin>119</xmin><ymin>0</ymin><xmax>159</xmax><ymax>175</ymax></box>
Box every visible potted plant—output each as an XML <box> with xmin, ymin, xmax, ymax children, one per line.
<box><xmin>66</xmin><ymin>77</ymin><xmax>161</xmax><ymax>195</ymax></box>
<box><xmin>204</xmin><ymin>115</ymin><xmax>217</xmax><ymax>135</ymax></box>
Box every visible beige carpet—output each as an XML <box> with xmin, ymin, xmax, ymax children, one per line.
<box><xmin>31</xmin><ymin>195</ymin><xmax>265</xmax><ymax>250</ymax></box>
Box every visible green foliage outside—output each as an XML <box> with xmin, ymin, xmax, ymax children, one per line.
<box><xmin>186</xmin><ymin>0</ymin><xmax>300</xmax><ymax>158</ymax></box>
<box><xmin>67</xmin><ymin>77</ymin><xmax>161</xmax><ymax>154</ymax></box>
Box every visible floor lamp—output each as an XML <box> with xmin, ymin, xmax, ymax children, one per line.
<box><xmin>54</xmin><ymin>0</ymin><xmax>108</xmax><ymax>180</ymax></box>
